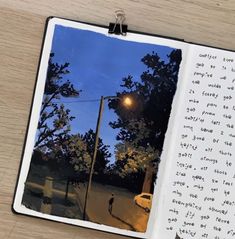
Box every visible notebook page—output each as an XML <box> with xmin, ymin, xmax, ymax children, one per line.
<box><xmin>152</xmin><ymin>45</ymin><xmax>235</xmax><ymax>239</ymax></box>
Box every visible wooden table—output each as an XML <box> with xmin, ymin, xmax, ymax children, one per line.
<box><xmin>0</xmin><ymin>1</ymin><xmax>234</xmax><ymax>238</ymax></box>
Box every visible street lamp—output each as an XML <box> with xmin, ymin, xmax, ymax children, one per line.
<box><xmin>82</xmin><ymin>95</ymin><xmax>133</xmax><ymax>220</ymax></box>
<box><xmin>122</xmin><ymin>96</ymin><xmax>133</xmax><ymax>108</ymax></box>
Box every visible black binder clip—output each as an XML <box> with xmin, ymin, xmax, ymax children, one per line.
<box><xmin>108</xmin><ymin>10</ymin><xmax>128</xmax><ymax>36</ymax></box>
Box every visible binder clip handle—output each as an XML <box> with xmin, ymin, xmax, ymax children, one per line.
<box><xmin>108</xmin><ymin>10</ymin><xmax>128</xmax><ymax>36</ymax></box>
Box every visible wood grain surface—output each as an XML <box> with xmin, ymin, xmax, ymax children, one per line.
<box><xmin>0</xmin><ymin>1</ymin><xmax>234</xmax><ymax>238</ymax></box>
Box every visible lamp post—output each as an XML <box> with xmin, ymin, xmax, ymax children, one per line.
<box><xmin>82</xmin><ymin>95</ymin><xmax>133</xmax><ymax>220</ymax></box>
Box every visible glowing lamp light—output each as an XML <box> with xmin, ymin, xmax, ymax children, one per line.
<box><xmin>123</xmin><ymin>96</ymin><xmax>133</xmax><ymax>107</ymax></box>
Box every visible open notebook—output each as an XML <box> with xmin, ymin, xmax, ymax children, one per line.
<box><xmin>13</xmin><ymin>17</ymin><xmax>235</xmax><ymax>239</ymax></box>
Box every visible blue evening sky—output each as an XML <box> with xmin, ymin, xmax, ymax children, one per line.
<box><xmin>50</xmin><ymin>25</ymin><xmax>176</xmax><ymax>163</ymax></box>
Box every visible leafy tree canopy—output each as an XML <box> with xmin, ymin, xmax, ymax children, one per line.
<box><xmin>109</xmin><ymin>49</ymin><xmax>182</xmax><ymax>151</ymax></box>
<box><xmin>82</xmin><ymin>129</ymin><xmax>111</xmax><ymax>175</ymax></box>
<box><xmin>35</xmin><ymin>53</ymin><xmax>81</xmax><ymax>151</ymax></box>
<box><xmin>109</xmin><ymin>49</ymin><xmax>182</xmax><ymax>185</ymax></box>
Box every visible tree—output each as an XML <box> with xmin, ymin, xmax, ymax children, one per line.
<box><xmin>35</xmin><ymin>104</ymin><xmax>74</xmax><ymax>149</ymax></box>
<box><xmin>45</xmin><ymin>133</ymin><xmax>91</xmax><ymax>201</ymax></box>
<box><xmin>109</xmin><ymin>49</ymin><xmax>182</xmax><ymax>192</ymax></box>
<box><xmin>82</xmin><ymin>129</ymin><xmax>111</xmax><ymax>175</ymax></box>
<box><xmin>115</xmin><ymin>142</ymin><xmax>158</xmax><ymax>176</ymax></box>
<box><xmin>114</xmin><ymin>119</ymin><xmax>159</xmax><ymax>192</ymax></box>
<box><xmin>35</xmin><ymin>53</ymin><xmax>80</xmax><ymax>151</ymax></box>
<box><xmin>47</xmin><ymin>134</ymin><xmax>91</xmax><ymax>176</ymax></box>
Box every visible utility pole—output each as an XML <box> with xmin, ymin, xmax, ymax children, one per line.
<box><xmin>82</xmin><ymin>95</ymin><xmax>133</xmax><ymax>220</ymax></box>
<box><xmin>83</xmin><ymin>96</ymin><xmax>104</xmax><ymax>220</ymax></box>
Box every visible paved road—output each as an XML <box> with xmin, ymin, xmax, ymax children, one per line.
<box><xmin>74</xmin><ymin>182</ymin><xmax>149</xmax><ymax>232</ymax></box>
<box><xmin>23</xmin><ymin>180</ymin><xmax>150</xmax><ymax>232</ymax></box>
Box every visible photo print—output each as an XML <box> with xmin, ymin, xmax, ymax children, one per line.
<box><xmin>13</xmin><ymin>18</ymin><xmax>185</xmax><ymax>238</ymax></box>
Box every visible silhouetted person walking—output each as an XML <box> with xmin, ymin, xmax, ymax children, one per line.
<box><xmin>108</xmin><ymin>194</ymin><xmax>114</xmax><ymax>214</ymax></box>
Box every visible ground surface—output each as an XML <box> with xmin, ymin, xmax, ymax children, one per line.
<box><xmin>23</xmin><ymin>177</ymin><xmax>149</xmax><ymax>232</ymax></box>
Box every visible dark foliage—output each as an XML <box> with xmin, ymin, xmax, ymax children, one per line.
<box><xmin>108</xmin><ymin>49</ymin><xmax>182</xmax><ymax>151</ymax></box>
<box><xmin>82</xmin><ymin>129</ymin><xmax>111</xmax><ymax>175</ymax></box>
<box><xmin>107</xmin><ymin>49</ymin><xmax>182</xmax><ymax>192</ymax></box>
<box><xmin>35</xmin><ymin>53</ymin><xmax>80</xmax><ymax>150</ymax></box>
